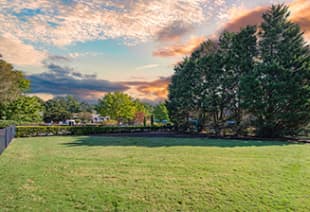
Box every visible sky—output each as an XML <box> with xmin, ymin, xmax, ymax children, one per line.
<box><xmin>0</xmin><ymin>0</ymin><xmax>309</xmax><ymax>104</ymax></box>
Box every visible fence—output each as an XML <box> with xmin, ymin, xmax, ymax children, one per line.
<box><xmin>0</xmin><ymin>125</ymin><xmax>16</xmax><ymax>154</ymax></box>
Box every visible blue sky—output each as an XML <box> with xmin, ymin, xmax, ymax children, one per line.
<box><xmin>0</xmin><ymin>0</ymin><xmax>308</xmax><ymax>103</ymax></box>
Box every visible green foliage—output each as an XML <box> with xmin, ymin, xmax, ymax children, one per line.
<box><xmin>0</xmin><ymin>59</ymin><xmax>30</xmax><ymax>104</ymax></box>
<box><xmin>167</xmin><ymin>40</ymin><xmax>224</xmax><ymax>132</ymax></box>
<box><xmin>0</xmin><ymin>120</ymin><xmax>17</xmax><ymax>129</ymax></box>
<box><xmin>143</xmin><ymin>116</ymin><xmax>146</xmax><ymax>127</ymax></box>
<box><xmin>15</xmin><ymin>125</ymin><xmax>172</xmax><ymax>137</ymax></box>
<box><xmin>0</xmin><ymin>96</ymin><xmax>43</xmax><ymax>122</ymax></box>
<box><xmin>240</xmin><ymin>5</ymin><xmax>310</xmax><ymax>137</ymax></box>
<box><xmin>96</xmin><ymin>92</ymin><xmax>147</xmax><ymax>123</ymax></box>
<box><xmin>153</xmin><ymin>103</ymin><xmax>169</xmax><ymax>122</ymax></box>
<box><xmin>44</xmin><ymin>98</ymin><xmax>72</xmax><ymax>122</ymax></box>
<box><xmin>44</xmin><ymin>96</ymin><xmax>92</xmax><ymax>122</ymax></box>
<box><xmin>168</xmin><ymin>4</ymin><xmax>310</xmax><ymax>137</ymax></box>
<box><xmin>150</xmin><ymin>115</ymin><xmax>154</xmax><ymax>126</ymax></box>
<box><xmin>75</xmin><ymin>112</ymin><xmax>93</xmax><ymax>123</ymax></box>
<box><xmin>0</xmin><ymin>59</ymin><xmax>31</xmax><ymax>121</ymax></box>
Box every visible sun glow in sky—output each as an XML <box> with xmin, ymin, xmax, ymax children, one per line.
<box><xmin>0</xmin><ymin>0</ymin><xmax>309</xmax><ymax>103</ymax></box>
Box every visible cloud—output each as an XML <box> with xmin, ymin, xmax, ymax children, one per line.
<box><xmin>27</xmin><ymin>93</ymin><xmax>54</xmax><ymax>102</ymax></box>
<box><xmin>27</xmin><ymin>63</ymin><xmax>129</xmax><ymax>101</ymax></box>
<box><xmin>28</xmin><ymin>62</ymin><xmax>171</xmax><ymax>103</ymax></box>
<box><xmin>0</xmin><ymin>34</ymin><xmax>47</xmax><ymax>66</ymax></box>
<box><xmin>156</xmin><ymin>21</ymin><xmax>194</xmax><ymax>42</ymax></box>
<box><xmin>153</xmin><ymin>36</ymin><xmax>205</xmax><ymax>57</ymax></box>
<box><xmin>0</xmin><ymin>0</ymin><xmax>210</xmax><ymax>46</ymax></box>
<box><xmin>289</xmin><ymin>0</ymin><xmax>310</xmax><ymax>41</ymax></box>
<box><xmin>135</xmin><ymin>77</ymin><xmax>170</xmax><ymax>99</ymax></box>
<box><xmin>218</xmin><ymin>0</ymin><xmax>310</xmax><ymax>41</ymax></box>
<box><xmin>68</xmin><ymin>52</ymin><xmax>104</xmax><ymax>59</ymax></box>
<box><xmin>124</xmin><ymin>77</ymin><xmax>171</xmax><ymax>102</ymax></box>
<box><xmin>47</xmin><ymin>63</ymin><xmax>73</xmax><ymax>75</ymax></box>
<box><xmin>135</xmin><ymin>64</ymin><xmax>159</xmax><ymax>70</ymax></box>
<box><xmin>221</xmin><ymin>6</ymin><xmax>265</xmax><ymax>32</ymax></box>
<box><xmin>48</xmin><ymin>55</ymin><xmax>72</xmax><ymax>62</ymax></box>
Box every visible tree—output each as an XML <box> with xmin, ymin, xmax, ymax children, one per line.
<box><xmin>167</xmin><ymin>40</ymin><xmax>224</xmax><ymax>132</ymax></box>
<box><xmin>80</xmin><ymin>102</ymin><xmax>93</xmax><ymax>113</ymax></box>
<box><xmin>153</xmin><ymin>103</ymin><xmax>169</xmax><ymax>122</ymax></box>
<box><xmin>0</xmin><ymin>59</ymin><xmax>30</xmax><ymax>120</ymax></box>
<box><xmin>63</xmin><ymin>96</ymin><xmax>81</xmax><ymax>113</ymax></box>
<box><xmin>221</xmin><ymin>26</ymin><xmax>257</xmax><ymax>135</ymax></box>
<box><xmin>96</xmin><ymin>92</ymin><xmax>136</xmax><ymax>123</ymax></box>
<box><xmin>75</xmin><ymin>112</ymin><xmax>93</xmax><ymax>123</ymax></box>
<box><xmin>43</xmin><ymin>96</ymin><xmax>92</xmax><ymax>122</ymax></box>
<box><xmin>0</xmin><ymin>59</ymin><xmax>30</xmax><ymax>104</ymax></box>
<box><xmin>43</xmin><ymin>98</ymin><xmax>72</xmax><ymax>122</ymax></box>
<box><xmin>1</xmin><ymin>96</ymin><xmax>43</xmax><ymax>122</ymax></box>
<box><xmin>241</xmin><ymin>5</ymin><xmax>310</xmax><ymax>137</ymax></box>
<box><xmin>167</xmin><ymin>57</ymin><xmax>199</xmax><ymax>131</ymax></box>
<box><xmin>167</xmin><ymin>4</ymin><xmax>310</xmax><ymax>137</ymax></box>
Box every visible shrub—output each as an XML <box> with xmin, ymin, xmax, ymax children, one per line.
<box><xmin>16</xmin><ymin>125</ymin><xmax>173</xmax><ymax>137</ymax></box>
<box><xmin>101</xmin><ymin>120</ymin><xmax>118</xmax><ymax>126</ymax></box>
<box><xmin>0</xmin><ymin>120</ymin><xmax>17</xmax><ymax>129</ymax></box>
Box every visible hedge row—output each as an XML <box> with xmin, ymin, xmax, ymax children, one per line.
<box><xmin>16</xmin><ymin>125</ymin><xmax>173</xmax><ymax>137</ymax></box>
<box><xmin>0</xmin><ymin>120</ymin><xmax>17</xmax><ymax>129</ymax></box>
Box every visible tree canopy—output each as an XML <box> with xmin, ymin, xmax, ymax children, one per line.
<box><xmin>167</xmin><ymin>4</ymin><xmax>310</xmax><ymax>137</ymax></box>
<box><xmin>0</xmin><ymin>59</ymin><xmax>30</xmax><ymax>104</ymax></box>
<box><xmin>43</xmin><ymin>96</ymin><xmax>92</xmax><ymax>122</ymax></box>
<box><xmin>96</xmin><ymin>92</ymin><xmax>149</xmax><ymax>124</ymax></box>
<box><xmin>2</xmin><ymin>96</ymin><xmax>43</xmax><ymax>123</ymax></box>
<box><xmin>153</xmin><ymin>103</ymin><xmax>169</xmax><ymax>122</ymax></box>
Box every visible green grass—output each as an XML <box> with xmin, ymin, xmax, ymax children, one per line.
<box><xmin>0</xmin><ymin>136</ymin><xmax>309</xmax><ymax>211</ymax></box>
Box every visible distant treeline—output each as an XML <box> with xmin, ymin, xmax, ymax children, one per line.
<box><xmin>0</xmin><ymin>61</ymin><xmax>169</xmax><ymax>125</ymax></box>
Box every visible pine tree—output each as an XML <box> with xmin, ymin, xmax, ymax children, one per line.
<box><xmin>241</xmin><ymin>5</ymin><xmax>310</xmax><ymax>137</ymax></box>
<box><xmin>230</xmin><ymin>26</ymin><xmax>257</xmax><ymax>135</ymax></box>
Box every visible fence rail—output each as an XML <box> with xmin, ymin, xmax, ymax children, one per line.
<box><xmin>0</xmin><ymin>125</ymin><xmax>16</xmax><ymax>154</ymax></box>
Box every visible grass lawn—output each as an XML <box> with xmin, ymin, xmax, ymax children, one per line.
<box><xmin>0</xmin><ymin>136</ymin><xmax>309</xmax><ymax>211</ymax></box>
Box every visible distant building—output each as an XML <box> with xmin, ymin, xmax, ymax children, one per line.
<box><xmin>65</xmin><ymin>120</ymin><xmax>76</xmax><ymax>126</ymax></box>
<box><xmin>92</xmin><ymin>113</ymin><xmax>110</xmax><ymax>123</ymax></box>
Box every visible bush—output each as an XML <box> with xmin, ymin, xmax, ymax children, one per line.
<box><xmin>16</xmin><ymin>125</ymin><xmax>173</xmax><ymax>137</ymax></box>
<box><xmin>0</xmin><ymin>120</ymin><xmax>17</xmax><ymax>129</ymax></box>
<box><xmin>101</xmin><ymin>120</ymin><xmax>118</xmax><ymax>126</ymax></box>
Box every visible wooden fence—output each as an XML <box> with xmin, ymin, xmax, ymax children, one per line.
<box><xmin>0</xmin><ymin>126</ymin><xmax>16</xmax><ymax>154</ymax></box>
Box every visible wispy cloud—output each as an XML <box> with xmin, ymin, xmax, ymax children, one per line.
<box><xmin>0</xmin><ymin>0</ymin><xmax>212</xmax><ymax>46</ymax></box>
<box><xmin>135</xmin><ymin>64</ymin><xmax>159</xmax><ymax>70</ymax></box>
<box><xmin>68</xmin><ymin>52</ymin><xmax>104</xmax><ymax>59</ymax></box>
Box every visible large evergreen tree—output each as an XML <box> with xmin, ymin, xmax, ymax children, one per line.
<box><xmin>167</xmin><ymin>41</ymin><xmax>218</xmax><ymax>131</ymax></box>
<box><xmin>229</xmin><ymin>26</ymin><xmax>257</xmax><ymax>135</ymax></box>
<box><xmin>241</xmin><ymin>5</ymin><xmax>310</xmax><ymax>137</ymax></box>
<box><xmin>167</xmin><ymin>4</ymin><xmax>310</xmax><ymax>137</ymax></box>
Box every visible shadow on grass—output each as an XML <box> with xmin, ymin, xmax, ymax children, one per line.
<box><xmin>62</xmin><ymin>136</ymin><xmax>299</xmax><ymax>148</ymax></box>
